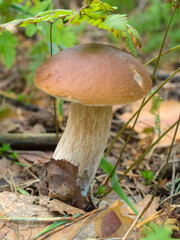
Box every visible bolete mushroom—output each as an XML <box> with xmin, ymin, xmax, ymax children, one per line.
<box><xmin>34</xmin><ymin>43</ymin><xmax>152</xmax><ymax>198</ymax></box>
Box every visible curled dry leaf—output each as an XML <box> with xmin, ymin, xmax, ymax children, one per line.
<box><xmin>37</xmin><ymin>158</ymin><xmax>87</xmax><ymax>209</ymax></box>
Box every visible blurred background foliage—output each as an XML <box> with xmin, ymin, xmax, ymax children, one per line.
<box><xmin>0</xmin><ymin>0</ymin><xmax>179</xmax><ymax>84</ymax></box>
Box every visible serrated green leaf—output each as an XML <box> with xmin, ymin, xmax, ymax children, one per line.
<box><xmin>0</xmin><ymin>31</ymin><xmax>18</xmax><ymax>68</ymax></box>
<box><xmin>125</xmin><ymin>29</ymin><xmax>137</xmax><ymax>58</ymax></box>
<box><xmin>127</xmin><ymin>24</ymin><xmax>143</xmax><ymax>48</ymax></box>
<box><xmin>104</xmin><ymin>14</ymin><xmax>127</xmax><ymax>31</ymax></box>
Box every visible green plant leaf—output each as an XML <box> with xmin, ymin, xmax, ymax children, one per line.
<box><xmin>25</xmin><ymin>24</ymin><xmax>37</xmax><ymax>37</ymax></box>
<box><xmin>125</xmin><ymin>29</ymin><xmax>137</xmax><ymax>57</ymax></box>
<box><xmin>0</xmin><ymin>31</ymin><xmax>18</xmax><ymax>68</ymax></box>
<box><xmin>0</xmin><ymin>143</ymin><xmax>12</xmax><ymax>152</ymax></box>
<box><xmin>140</xmin><ymin>170</ymin><xmax>154</xmax><ymax>184</ymax></box>
<box><xmin>0</xmin><ymin>0</ymin><xmax>142</xmax><ymax>56</ymax></box>
<box><xmin>100</xmin><ymin>157</ymin><xmax>138</xmax><ymax>215</ymax></box>
<box><xmin>141</xmin><ymin>226</ymin><xmax>172</xmax><ymax>240</ymax></box>
<box><xmin>103</xmin><ymin>14</ymin><xmax>127</xmax><ymax>31</ymax></box>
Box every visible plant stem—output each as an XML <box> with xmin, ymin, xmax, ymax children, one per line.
<box><xmin>102</xmin><ymin>118</ymin><xmax>179</xmax><ymax>198</ymax></box>
<box><xmin>139</xmin><ymin>115</ymin><xmax>180</xmax><ymax>218</ymax></box>
<box><xmin>49</xmin><ymin>22</ymin><xmax>59</xmax><ymax>142</ymax></box>
<box><xmin>145</xmin><ymin>44</ymin><xmax>180</xmax><ymax>67</ymax></box>
<box><xmin>151</xmin><ymin>2</ymin><xmax>178</xmax><ymax>79</ymax></box>
<box><xmin>103</xmin><ymin>98</ymin><xmax>145</xmax><ymax>186</ymax></box>
<box><xmin>104</xmin><ymin>68</ymin><xmax>180</xmax><ymax>157</ymax></box>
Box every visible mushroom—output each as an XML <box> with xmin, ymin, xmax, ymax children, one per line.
<box><xmin>34</xmin><ymin>43</ymin><xmax>152</xmax><ymax>198</ymax></box>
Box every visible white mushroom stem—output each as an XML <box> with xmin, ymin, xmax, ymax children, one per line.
<box><xmin>53</xmin><ymin>102</ymin><xmax>112</xmax><ymax>196</ymax></box>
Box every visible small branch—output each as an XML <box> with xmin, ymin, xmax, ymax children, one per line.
<box><xmin>0</xmin><ymin>133</ymin><xmax>60</xmax><ymax>150</ymax></box>
<box><xmin>122</xmin><ymin>202</ymin><xmax>149</xmax><ymax>240</ymax></box>
<box><xmin>0</xmin><ymin>92</ymin><xmax>41</xmax><ymax>112</ymax></box>
<box><xmin>104</xmin><ymin>68</ymin><xmax>180</xmax><ymax>157</ymax></box>
<box><xmin>151</xmin><ymin>1</ymin><xmax>179</xmax><ymax>79</ymax></box>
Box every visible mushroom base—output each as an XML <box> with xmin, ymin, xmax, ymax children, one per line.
<box><xmin>53</xmin><ymin>102</ymin><xmax>112</xmax><ymax>196</ymax></box>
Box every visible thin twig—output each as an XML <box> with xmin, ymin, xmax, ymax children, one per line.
<box><xmin>151</xmin><ymin>2</ymin><xmax>179</xmax><ymax>79</ymax></box>
<box><xmin>121</xmin><ymin>182</ymin><xmax>137</xmax><ymax>203</ymax></box>
<box><xmin>53</xmin><ymin>97</ymin><xmax>59</xmax><ymax>142</ymax></box>
<box><xmin>139</xmin><ymin>115</ymin><xmax>179</xmax><ymax>217</ymax></box>
<box><xmin>49</xmin><ymin>22</ymin><xmax>59</xmax><ymax>143</ymax></box>
<box><xmin>122</xmin><ymin>201</ymin><xmax>150</xmax><ymax>240</ymax></box>
<box><xmin>170</xmin><ymin>152</ymin><xmax>176</xmax><ymax>204</ymax></box>
<box><xmin>145</xmin><ymin>44</ymin><xmax>180</xmax><ymax>67</ymax></box>
<box><xmin>103</xmin><ymin>99</ymin><xmax>145</xmax><ymax>186</ymax></box>
<box><xmin>159</xmin><ymin>192</ymin><xmax>180</xmax><ymax>206</ymax></box>
<box><xmin>35</xmin><ymin>205</ymin><xmax>107</xmax><ymax>240</ymax></box>
<box><xmin>104</xmin><ymin>68</ymin><xmax>179</xmax><ymax>157</ymax></box>
<box><xmin>102</xmin><ymin>118</ymin><xmax>179</xmax><ymax>199</ymax></box>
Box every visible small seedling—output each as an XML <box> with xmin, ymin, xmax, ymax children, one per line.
<box><xmin>0</xmin><ymin>143</ymin><xmax>12</xmax><ymax>153</ymax></box>
<box><xmin>140</xmin><ymin>170</ymin><xmax>154</xmax><ymax>184</ymax></box>
<box><xmin>9</xmin><ymin>152</ymin><xmax>18</xmax><ymax>161</ymax></box>
<box><xmin>97</xmin><ymin>185</ymin><xmax>107</xmax><ymax>197</ymax></box>
<box><xmin>0</xmin><ymin>143</ymin><xmax>18</xmax><ymax>161</ymax></box>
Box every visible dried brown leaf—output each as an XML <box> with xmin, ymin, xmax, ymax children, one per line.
<box><xmin>37</xmin><ymin>158</ymin><xmax>87</xmax><ymax>209</ymax></box>
<box><xmin>0</xmin><ymin>192</ymin><xmax>55</xmax><ymax>240</ymax></box>
<box><xmin>94</xmin><ymin>200</ymin><xmax>134</xmax><ymax>238</ymax></box>
<box><xmin>47</xmin><ymin>199</ymin><xmax>85</xmax><ymax>215</ymax></box>
<box><xmin>120</xmin><ymin>99</ymin><xmax>180</xmax><ymax>147</ymax></box>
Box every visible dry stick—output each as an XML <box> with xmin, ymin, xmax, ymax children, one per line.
<box><xmin>102</xmin><ymin>118</ymin><xmax>179</xmax><ymax>199</ymax></box>
<box><xmin>103</xmin><ymin>99</ymin><xmax>145</xmax><ymax>186</ymax></box>
<box><xmin>139</xmin><ymin>115</ymin><xmax>180</xmax><ymax>218</ymax></box>
<box><xmin>36</xmin><ymin>205</ymin><xmax>107</xmax><ymax>240</ymax></box>
<box><xmin>159</xmin><ymin>191</ymin><xmax>180</xmax><ymax>206</ymax></box>
<box><xmin>104</xmin><ymin>67</ymin><xmax>179</xmax><ymax>158</ymax></box>
<box><xmin>49</xmin><ymin>22</ymin><xmax>59</xmax><ymax>143</ymax></box>
<box><xmin>154</xmin><ymin>160</ymin><xmax>180</xmax><ymax>180</ymax></box>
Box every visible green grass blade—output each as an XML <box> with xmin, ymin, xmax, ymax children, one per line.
<box><xmin>16</xmin><ymin>186</ymin><xmax>29</xmax><ymax>195</ymax></box>
<box><xmin>100</xmin><ymin>157</ymin><xmax>138</xmax><ymax>215</ymax></box>
<box><xmin>32</xmin><ymin>213</ymin><xmax>81</xmax><ymax>240</ymax></box>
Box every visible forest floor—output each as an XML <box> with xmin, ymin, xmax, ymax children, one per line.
<box><xmin>0</xmin><ymin>29</ymin><xmax>180</xmax><ymax>239</ymax></box>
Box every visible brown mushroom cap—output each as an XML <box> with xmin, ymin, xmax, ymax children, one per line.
<box><xmin>34</xmin><ymin>43</ymin><xmax>152</xmax><ymax>105</ymax></box>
